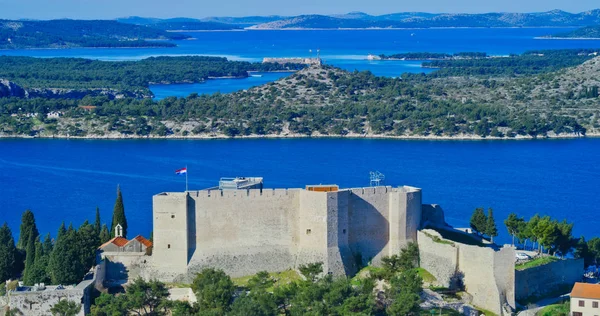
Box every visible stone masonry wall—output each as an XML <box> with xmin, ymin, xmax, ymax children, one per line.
<box><xmin>417</xmin><ymin>230</ymin><xmax>458</xmax><ymax>287</ymax></box>
<box><xmin>515</xmin><ymin>258</ymin><xmax>583</xmax><ymax>301</ymax></box>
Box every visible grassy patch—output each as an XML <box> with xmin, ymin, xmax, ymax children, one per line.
<box><xmin>415</xmin><ymin>268</ymin><xmax>437</xmax><ymax>284</ymax></box>
<box><xmin>473</xmin><ymin>306</ymin><xmax>497</xmax><ymax>316</ymax></box>
<box><xmin>420</xmin><ymin>308</ymin><xmax>461</xmax><ymax>315</ymax></box>
<box><xmin>536</xmin><ymin>301</ymin><xmax>569</xmax><ymax>316</ymax></box>
<box><xmin>515</xmin><ymin>256</ymin><xmax>559</xmax><ymax>271</ymax></box>
<box><xmin>422</xmin><ymin>231</ymin><xmax>455</xmax><ymax>246</ymax></box>
<box><xmin>232</xmin><ymin>269</ymin><xmax>301</xmax><ymax>290</ymax></box>
<box><xmin>165</xmin><ymin>282</ymin><xmax>191</xmax><ymax>288</ymax></box>
<box><xmin>350</xmin><ymin>266</ymin><xmax>383</xmax><ymax>286</ymax></box>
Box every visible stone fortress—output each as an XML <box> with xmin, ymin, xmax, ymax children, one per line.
<box><xmin>151</xmin><ymin>177</ymin><xmax>423</xmax><ymax>281</ymax></box>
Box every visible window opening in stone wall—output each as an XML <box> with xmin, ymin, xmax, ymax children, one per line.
<box><xmin>171</xmin><ymin>215</ymin><xmax>175</xmax><ymax>219</ymax></box>
<box><xmin>580</xmin><ymin>300</ymin><xmax>585</xmax><ymax>307</ymax></box>
<box><xmin>343</xmin><ymin>229</ymin><xmax>346</xmax><ymax>234</ymax></box>
<box><xmin>168</xmin><ymin>244</ymin><xmax>171</xmax><ymax>249</ymax></box>
<box><xmin>594</xmin><ymin>301</ymin><xmax>599</xmax><ymax>308</ymax></box>
<box><xmin>306</xmin><ymin>229</ymin><xmax>311</xmax><ymax>235</ymax></box>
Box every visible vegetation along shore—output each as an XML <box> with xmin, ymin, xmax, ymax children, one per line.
<box><xmin>1</xmin><ymin>49</ymin><xmax>599</xmax><ymax>139</ymax></box>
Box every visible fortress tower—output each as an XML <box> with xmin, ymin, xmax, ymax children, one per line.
<box><xmin>151</xmin><ymin>178</ymin><xmax>422</xmax><ymax>281</ymax></box>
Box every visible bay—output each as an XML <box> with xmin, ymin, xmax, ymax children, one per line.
<box><xmin>1</xmin><ymin>138</ymin><xmax>599</xmax><ymax>245</ymax></box>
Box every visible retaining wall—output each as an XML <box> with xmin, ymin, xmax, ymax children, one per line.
<box><xmin>515</xmin><ymin>258</ymin><xmax>583</xmax><ymax>301</ymax></box>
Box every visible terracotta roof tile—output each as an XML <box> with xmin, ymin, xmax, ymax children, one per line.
<box><xmin>571</xmin><ymin>282</ymin><xmax>600</xmax><ymax>299</ymax></box>
<box><xmin>134</xmin><ymin>235</ymin><xmax>153</xmax><ymax>248</ymax></box>
<box><xmin>98</xmin><ymin>237</ymin><xmax>129</xmax><ymax>249</ymax></box>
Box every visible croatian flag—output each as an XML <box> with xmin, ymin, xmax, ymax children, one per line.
<box><xmin>175</xmin><ymin>167</ymin><xmax>187</xmax><ymax>175</ymax></box>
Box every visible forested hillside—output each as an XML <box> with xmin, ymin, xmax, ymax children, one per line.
<box><xmin>0</xmin><ymin>19</ymin><xmax>189</xmax><ymax>49</ymax></box>
<box><xmin>0</xmin><ymin>49</ymin><xmax>598</xmax><ymax>139</ymax></box>
<box><xmin>0</xmin><ymin>56</ymin><xmax>305</xmax><ymax>97</ymax></box>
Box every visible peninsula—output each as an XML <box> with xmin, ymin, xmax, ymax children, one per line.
<box><xmin>1</xmin><ymin>48</ymin><xmax>599</xmax><ymax>139</ymax></box>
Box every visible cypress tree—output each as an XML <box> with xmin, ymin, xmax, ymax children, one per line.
<box><xmin>49</xmin><ymin>225</ymin><xmax>83</xmax><ymax>285</ymax></box>
<box><xmin>0</xmin><ymin>223</ymin><xmax>18</xmax><ymax>282</ymax></box>
<box><xmin>486</xmin><ymin>208</ymin><xmax>498</xmax><ymax>242</ymax></box>
<box><xmin>94</xmin><ymin>207</ymin><xmax>101</xmax><ymax>237</ymax></box>
<box><xmin>77</xmin><ymin>221</ymin><xmax>100</xmax><ymax>271</ymax></box>
<box><xmin>57</xmin><ymin>222</ymin><xmax>66</xmax><ymax>240</ymax></box>
<box><xmin>30</xmin><ymin>237</ymin><xmax>50</xmax><ymax>285</ymax></box>
<box><xmin>23</xmin><ymin>227</ymin><xmax>36</xmax><ymax>285</ymax></box>
<box><xmin>100</xmin><ymin>224</ymin><xmax>110</xmax><ymax>244</ymax></box>
<box><xmin>18</xmin><ymin>210</ymin><xmax>39</xmax><ymax>250</ymax></box>
<box><xmin>42</xmin><ymin>233</ymin><xmax>53</xmax><ymax>255</ymax></box>
<box><xmin>110</xmin><ymin>185</ymin><xmax>128</xmax><ymax>238</ymax></box>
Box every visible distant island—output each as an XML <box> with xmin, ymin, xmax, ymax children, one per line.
<box><xmin>546</xmin><ymin>25</ymin><xmax>600</xmax><ymax>39</ymax></box>
<box><xmin>247</xmin><ymin>9</ymin><xmax>600</xmax><ymax>30</ymax></box>
<box><xmin>378</xmin><ymin>52</ymin><xmax>488</xmax><ymax>61</ymax></box>
<box><xmin>0</xmin><ymin>19</ymin><xmax>189</xmax><ymax>49</ymax></box>
<box><xmin>1</xmin><ymin>49</ymin><xmax>599</xmax><ymax>139</ymax></box>
<box><xmin>116</xmin><ymin>17</ymin><xmax>243</xmax><ymax>31</ymax></box>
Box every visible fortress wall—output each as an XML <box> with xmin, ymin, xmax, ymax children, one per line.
<box><xmin>417</xmin><ymin>230</ymin><xmax>458</xmax><ymax>287</ymax></box>
<box><xmin>347</xmin><ymin>187</ymin><xmax>391</xmax><ymax>266</ymax></box>
<box><xmin>152</xmin><ymin>193</ymin><xmax>189</xmax><ymax>277</ymax></box>
<box><xmin>515</xmin><ymin>258</ymin><xmax>583</xmax><ymax>301</ymax></box>
<box><xmin>186</xmin><ymin>189</ymin><xmax>300</xmax><ymax>278</ymax></box>
<box><xmin>295</xmin><ymin>190</ymin><xmax>330</xmax><ymax>271</ymax></box>
<box><xmin>494</xmin><ymin>247</ymin><xmax>516</xmax><ymax>312</ymax></box>
<box><xmin>325</xmin><ymin>191</ymin><xmax>356</xmax><ymax>275</ymax></box>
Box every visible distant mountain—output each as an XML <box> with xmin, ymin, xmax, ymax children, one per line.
<box><xmin>249</xmin><ymin>9</ymin><xmax>600</xmax><ymax>29</ymax></box>
<box><xmin>0</xmin><ymin>19</ymin><xmax>188</xmax><ymax>49</ymax></box>
<box><xmin>200</xmin><ymin>15</ymin><xmax>288</xmax><ymax>27</ymax></box>
<box><xmin>117</xmin><ymin>16</ymin><xmax>241</xmax><ymax>31</ymax></box>
<box><xmin>549</xmin><ymin>25</ymin><xmax>600</xmax><ymax>38</ymax></box>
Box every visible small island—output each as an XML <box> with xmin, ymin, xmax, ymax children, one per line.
<box><xmin>377</xmin><ymin>52</ymin><xmax>488</xmax><ymax>61</ymax></box>
<box><xmin>545</xmin><ymin>25</ymin><xmax>600</xmax><ymax>39</ymax></box>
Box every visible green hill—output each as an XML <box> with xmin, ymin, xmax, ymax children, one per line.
<box><xmin>0</xmin><ymin>19</ymin><xmax>190</xmax><ymax>49</ymax></box>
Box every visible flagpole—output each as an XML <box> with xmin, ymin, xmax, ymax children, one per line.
<box><xmin>186</xmin><ymin>165</ymin><xmax>188</xmax><ymax>192</ymax></box>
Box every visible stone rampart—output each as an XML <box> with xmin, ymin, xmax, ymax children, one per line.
<box><xmin>417</xmin><ymin>229</ymin><xmax>516</xmax><ymax>315</ymax></box>
<box><xmin>515</xmin><ymin>258</ymin><xmax>583</xmax><ymax>301</ymax></box>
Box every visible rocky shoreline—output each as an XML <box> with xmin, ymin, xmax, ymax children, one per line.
<box><xmin>1</xmin><ymin>131</ymin><xmax>596</xmax><ymax>141</ymax></box>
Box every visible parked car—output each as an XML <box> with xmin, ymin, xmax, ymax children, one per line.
<box><xmin>516</xmin><ymin>252</ymin><xmax>531</xmax><ymax>260</ymax></box>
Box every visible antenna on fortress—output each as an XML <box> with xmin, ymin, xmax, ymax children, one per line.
<box><xmin>369</xmin><ymin>171</ymin><xmax>385</xmax><ymax>187</ymax></box>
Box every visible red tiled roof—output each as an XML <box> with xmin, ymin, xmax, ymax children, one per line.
<box><xmin>571</xmin><ymin>282</ymin><xmax>600</xmax><ymax>299</ymax></box>
<box><xmin>99</xmin><ymin>237</ymin><xmax>129</xmax><ymax>249</ymax></box>
<box><xmin>134</xmin><ymin>235</ymin><xmax>153</xmax><ymax>248</ymax></box>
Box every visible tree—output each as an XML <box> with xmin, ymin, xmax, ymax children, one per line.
<box><xmin>77</xmin><ymin>221</ymin><xmax>100</xmax><ymax>271</ymax></box>
<box><xmin>50</xmin><ymin>300</ymin><xmax>81</xmax><ymax>316</ymax></box>
<box><xmin>49</xmin><ymin>224</ymin><xmax>84</xmax><ymax>284</ymax></box>
<box><xmin>469</xmin><ymin>207</ymin><xmax>487</xmax><ymax>235</ymax></box>
<box><xmin>29</xmin><ymin>238</ymin><xmax>50</xmax><ymax>285</ymax></box>
<box><xmin>486</xmin><ymin>208</ymin><xmax>498</xmax><ymax>243</ymax></box>
<box><xmin>247</xmin><ymin>271</ymin><xmax>275</xmax><ymax>291</ymax></box>
<box><xmin>110</xmin><ymin>185</ymin><xmax>128</xmax><ymax>238</ymax></box>
<box><xmin>555</xmin><ymin>220</ymin><xmax>575</xmax><ymax>257</ymax></box>
<box><xmin>386</xmin><ymin>269</ymin><xmax>423</xmax><ymax>316</ymax></box>
<box><xmin>0</xmin><ymin>223</ymin><xmax>18</xmax><ymax>282</ymax></box>
<box><xmin>17</xmin><ymin>210</ymin><xmax>39</xmax><ymax>250</ymax></box>
<box><xmin>22</xmin><ymin>228</ymin><xmax>37</xmax><ymax>285</ymax></box>
<box><xmin>191</xmin><ymin>268</ymin><xmax>235</xmax><ymax>312</ymax></box>
<box><xmin>527</xmin><ymin>214</ymin><xmax>541</xmax><ymax>251</ymax></box>
<box><xmin>99</xmin><ymin>224</ymin><xmax>110</xmax><ymax>244</ymax></box>
<box><xmin>504</xmin><ymin>213</ymin><xmax>525</xmax><ymax>246</ymax></box>
<box><xmin>94</xmin><ymin>207</ymin><xmax>101</xmax><ymax>237</ymax></box>
<box><xmin>298</xmin><ymin>262</ymin><xmax>323</xmax><ymax>283</ymax></box>
<box><xmin>124</xmin><ymin>278</ymin><xmax>170</xmax><ymax>315</ymax></box>
<box><xmin>229</xmin><ymin>291</ymin><xmax>278</xmax><ymax>316</ymax></box>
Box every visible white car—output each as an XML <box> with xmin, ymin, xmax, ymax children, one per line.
<box><xmin>516</xmin><ymin>252</ymin><xmax>531</xmax><ymax>260</ymax></box>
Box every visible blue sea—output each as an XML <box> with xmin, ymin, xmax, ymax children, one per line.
<box><xmin>2</xmin><ymin>28</ymin><xmax>600</xmax><ymax>244</ymax></box>
<box><xmin>1</xmin><ymin>138</ymin><xmax>599</xmax><ymax>245</ymax></box>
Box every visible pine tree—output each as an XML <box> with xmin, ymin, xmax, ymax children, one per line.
<box><xmin>94</xmin><ymin>207</ymin><xmax>101</xmax><ymax>238</ymax></box>
<box><xmin>0</xmin><ymin>223</ymin><xmax>18</xmax><ymax>282</ymax></box>
<box><xmin>57</xmin><ymin>222</ymin><xmax>66</xmax><ymax>240</ymax></box>
<box><xmin>42</xmin><ymin>233</ymin><xmax>53</xmax><ymax>255</ymax></box>
<box><xmin>486</xmin><ymin>208</ymin><xmax>498</xmax><ymax>243</ymax></box>
<box><xmin>110</xmin><ymin>185</ymin><xmax>128</xmax><ymax>238</ymax></box>
<box><xmin>23</xmin><ymin>227</ymin><xmax>37</xmax><ymax>285</ymax></box>
<box><xmin>469</xmin><ymin>208</ymin><xmax>487</xmax><ymax>235</ymax></box>
<box><xmin>100</xmin><ymin>224</ymin><xmax>110</xmax><ymax>244</ymax></box>
<box><xmin>18</xmin><ymin>210</ymin><xmax>39</xmax><ymax>250</ymax></box>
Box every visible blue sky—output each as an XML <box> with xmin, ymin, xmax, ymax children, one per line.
<box><xmin>0</xmin><ymin>0</ymin><xmax>598</xmax><ymax>20</ymax></box>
